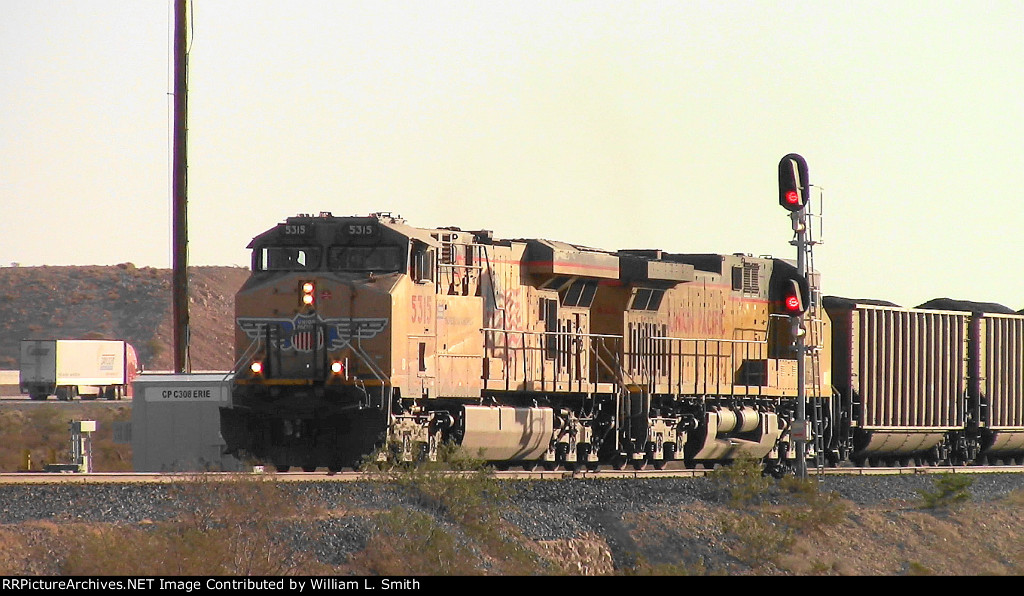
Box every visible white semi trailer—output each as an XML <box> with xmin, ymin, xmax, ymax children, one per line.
<box><xmin>19</xmin><ymin>339</ymin><xmax>137</xmax><ymax>401</ymax></box>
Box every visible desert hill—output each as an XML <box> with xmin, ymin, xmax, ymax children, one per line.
<box><xmin>0</xmin><ymin>264</ymin><xmax>249</xmax><ymax>372</ymax></box>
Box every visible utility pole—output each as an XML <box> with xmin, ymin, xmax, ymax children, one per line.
<box><xmin>172</xmin><ymin>0</ymin><xmax>190</xmax><ymax>373</ymax></box>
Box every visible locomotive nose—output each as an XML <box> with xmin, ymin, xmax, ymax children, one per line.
<box><xmin>234</xmin><ymin>272</ymin><xmax>394</xmax><ymax>383</ymax></box>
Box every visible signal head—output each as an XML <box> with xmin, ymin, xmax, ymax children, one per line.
<box><xmin>780</xmin><ymin>273</ymin><xmax>810</xmax><ymax>315</ymax></box>
<box><xmin>778</xmin><ymin>153</ymin><xmax>809</xmax><ymax>212</ymax></box>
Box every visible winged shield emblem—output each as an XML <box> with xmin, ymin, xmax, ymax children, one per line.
<box><xmin>238</xmin><ymin>314</ymin><xmax>389</xmax><ymax>353</ymax></box>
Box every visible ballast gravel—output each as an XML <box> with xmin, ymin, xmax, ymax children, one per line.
<box><xmin>1</xmin><ymin>472</ymin><xmax>1023</xmax><ymax>566</ymax></box>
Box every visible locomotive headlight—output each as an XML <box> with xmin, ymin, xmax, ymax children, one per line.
<box><xmin>299</xmin><ymin>281</ymin><xmax>316</xmax><ymax>306</ymax></box>
<box><xmin>250</xmin><ymin>361</ymin><xmax>264</xmax><ymax>375</ymax></box>
<box><xmin>330</xmin><ymin>360</ymin><xmax>344</xmax><ymax>375</ymax></box>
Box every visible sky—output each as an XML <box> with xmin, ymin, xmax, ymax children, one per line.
<box><xmin>2</xmin><ymin>1</ymin><xmax>1023</xmax><ymax>308</ymax></box>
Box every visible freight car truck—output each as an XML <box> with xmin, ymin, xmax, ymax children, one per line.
<box><xmin>19</xmin><ymin>339</ymin><xmax>137</xmax><ymax>401</ymax></box>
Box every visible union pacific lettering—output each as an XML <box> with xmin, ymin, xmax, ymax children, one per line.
<box><xmin>671</xmin><ymin>310</ymin><xmax>726</xmax><ymax>336</ymax></box>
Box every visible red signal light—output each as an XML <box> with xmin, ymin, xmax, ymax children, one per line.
<box><xmin>785</xmin><ymin>190</ymin><xmax>800</xmax><ymax>206</ymax></box>
<box><xmin>778</xmin><ymin>276</ymin><xmax>808</xmax><ymax>314</ymax></box>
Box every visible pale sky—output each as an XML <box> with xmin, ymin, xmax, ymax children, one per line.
<box><xmin>3</xmin><ymin>1</ymin><xmax>1022</xmax><ymax>308</ymax></box>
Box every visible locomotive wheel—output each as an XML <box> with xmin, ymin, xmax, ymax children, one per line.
<box><xmin>521</xmin><ymin>461</ymin><xmax>539</xmax><ymax>472</ymax></box>
<box><xmin>610</xmin><ymin>455</ymin><xmax>628</xmax><ymax>470</ymax></box>
<box><xmin>632</xmin><ymin>458</ymin><xmax>649</xmax><ymax>471</ymax></box>
<box><xmin>656</xmin><ymin>444</ymin><xmax>676</xmax><ymax>470</ymax></box>
<box><xmin>577</xmin><ymin>446</ymin><xmax>597</xmax><ymax>472</ymax></box>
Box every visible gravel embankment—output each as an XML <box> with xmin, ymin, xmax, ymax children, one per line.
<box><xmin>2</xmin><ymin>473</ymin><xmax>1023</xmax><ymax>568</ymax></box>
<box><xmin>1</xmin><ymin>473</ymin><xmax>1022</xmax><ymax>528</ymax></box>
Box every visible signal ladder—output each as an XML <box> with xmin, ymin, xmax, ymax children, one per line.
<box><xmin>802</xmin><ymin>189</ymin><xmax>827</xmax><ymax>473</ymax></box>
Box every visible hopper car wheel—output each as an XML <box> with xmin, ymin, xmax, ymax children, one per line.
<box><xmin>543</xmin><ymin>461</ymin><xmax>558</xmax><ymax>471</ymax></box>
<box><xmin>328</xmin><ymin>465</ymin><xmax>343</xmax><ymax>474</ymax></box>
<box><xmin>302</xmin><ymin>465</ymin><xmax>317</xmax><ymax>472</ymax></box>
<box><xmin>275</xmin><ymin>465</ymin><xmax>290</xmax><ymax>473</ymax></box>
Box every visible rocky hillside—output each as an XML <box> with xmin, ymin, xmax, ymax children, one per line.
<box><xmin>0</xmin><ymin>264</ymin><xmax>249</xmax><ymax>371</ymax></box>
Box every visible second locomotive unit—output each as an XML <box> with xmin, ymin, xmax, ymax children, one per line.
<box><xmin>220</xmin><ymin>212</ymin><xmax>830</xmax><ymax>472</ymax></box>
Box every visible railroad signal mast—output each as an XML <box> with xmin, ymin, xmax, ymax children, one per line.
<box><xmin>778</xmin><ymin>153</ymin><xmax>813</xmax><ymax>479</ymax></box>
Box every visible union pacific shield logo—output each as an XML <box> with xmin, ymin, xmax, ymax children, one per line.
<box><xmin>237</xmin><ymin>314</ymin><xmax>389</xmax><ymax>353</ymax></box>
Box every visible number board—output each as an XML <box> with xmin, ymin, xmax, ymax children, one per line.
<box><xmin>339</xmin><ymin>221</ymin><xmax>382</xmax><ymax>242</ymax></box>
<box><xmin>277</xmin><ymin>222</ymin><xmax>316</xmax><ymax>242</ymax></box>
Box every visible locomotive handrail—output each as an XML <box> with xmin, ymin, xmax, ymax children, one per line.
<box><xmin>480</xmin><ymin>328</ymin><xmax>622</xmax><ymax>339</ymax></box>
<box><xmin>481</xmin><ymin>327</ymin><xmax>624</xmax><ymax>393</ymax></box>
<box><xmin>227</xmin><ymin>332</ymin><xmax>265</xmax><ymax>381</ymax></box>
<box><xmin>629</xmin><ymin>335</ymin><xmax>768</xmax><ymax>397</ymax></box>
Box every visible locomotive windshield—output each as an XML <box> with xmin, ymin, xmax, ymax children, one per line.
<box><xmin>328</xmin><ymin>245</ymin><xmax>403</xmax><ymax>273</ymax></box>
<box><xmin>256</xmin><ymin>246</ymin><xmax>321</xmax><ymax>271</ymax></box>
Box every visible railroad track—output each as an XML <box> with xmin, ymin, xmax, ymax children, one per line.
<box><xmin>2</xmin><ymin>464</ymin><xmax>1022</xmax><ymax>484</ymax></box>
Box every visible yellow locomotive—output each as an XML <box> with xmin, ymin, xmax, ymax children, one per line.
<box><xmin>220</xmin><ymin>212</ymin><xmax>831</xmax><ymax>472</ymax></box>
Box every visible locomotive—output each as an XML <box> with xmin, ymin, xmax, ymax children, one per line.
<box><xmin>220</xmin><ymin>212</ymin><xmax>833</xmax><ymax>472</ymax></box>
<box><xmin>219</xmin><ymin>212</ymin><xmax>1024</xmax><ymax>471</ymax></box>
